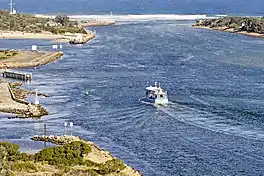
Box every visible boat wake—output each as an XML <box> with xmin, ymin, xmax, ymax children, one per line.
<box><xmin>156</xmin><ymin>101</ymin><xmax>264</xmax><ymax>141</ymax></box>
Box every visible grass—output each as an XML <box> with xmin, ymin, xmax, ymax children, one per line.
<box><xmin>0</xmin><ymin>50</ymin><xmax>19</xmax><ymax>60</ymax></box>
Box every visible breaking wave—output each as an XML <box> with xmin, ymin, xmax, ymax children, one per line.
<box><xmin>35</xmin><ymin>14</ymin><xmax>219</xmax><ymax>22</ymax></box>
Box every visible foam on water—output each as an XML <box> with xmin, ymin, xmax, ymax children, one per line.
<box><xmin>158</xmin><ymin>102</ymin><xmax>264</xmax><ymax>141</ymax></box>
<box><xmin>35</xmin><ymin>14</ymin><xmax>217</xmax><ymax>22</ymax></box>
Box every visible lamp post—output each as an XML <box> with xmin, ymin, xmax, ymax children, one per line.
<box><xmin>64</xmin><ymin>122</ymin><xmax>67</xmax><ymax>136</ymax></box>
<box><xmin>69</xmin><ymin>122</ymin><xmax>73</xmax><ymax>136</ymax></box>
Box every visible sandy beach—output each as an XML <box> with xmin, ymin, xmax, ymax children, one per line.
<box><xmin>0</xmin><ymin>30</ymin><xmax>96</xmax><ymax>43</ymax></box>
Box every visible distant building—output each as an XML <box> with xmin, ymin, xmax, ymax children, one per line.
<box><xmin>9</xmin><ymin>0</ymin><xmax>17</xmax><ymax>14</ymax></box>
<box><xmin>45</xmin><ymin>21</ymin><xmax>59</xmax><ymax>27</ymax></box>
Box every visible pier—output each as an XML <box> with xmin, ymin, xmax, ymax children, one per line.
<box><xmin>31</xmin><ymin>135</ymin><xmax>83</xmax><ymax>145</ymax></box>
<box><xmin>69</xmin><ymin>31</ymin><xmax>96</xmax><ymax>45</ymax></box>
<box><xmin>3</xmin><ymin>70</ymin><xmax>32</xmax><ymax>80</ymax></box>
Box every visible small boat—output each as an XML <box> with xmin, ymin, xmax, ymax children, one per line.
<box><xmin>140</xmin><ymin>82</ymin><xmax>169</xmax><ymax>105</ymax></box>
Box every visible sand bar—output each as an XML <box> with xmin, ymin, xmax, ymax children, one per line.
<box><xmin>0</xmin><ymin>50</ymin><xmax>63</xmax><ymax>69</ymax></box>
<box><xmin>0</xmin><ymin>30</ymin><xmax>96</xmax><ymax>43</ymax></box>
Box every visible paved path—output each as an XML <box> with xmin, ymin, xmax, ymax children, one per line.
<box><xmin>0</xmin><ymin>80</ymin><xmax>28</xmax><ymax>113</ymax></box>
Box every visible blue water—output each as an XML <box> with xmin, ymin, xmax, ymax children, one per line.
<box><xmin>0</xmin><ymin>0</ymin><xmax>264</xmax><ymax>175</ymax></box>
<box><xmin>0</xmin><ymin>0</ymin><xmax>264</xmax><ymax>15</ymax></box>
<box><xmin>1</xmin><ymin>20</ymin><xmax>264</xmax><ymax>175</ymax></box>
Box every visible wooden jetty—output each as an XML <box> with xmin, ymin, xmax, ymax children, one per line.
<box><xmin>3</xmin><ymin>70</ymin><xmax>32</xmax><ymax>80</ymax></box>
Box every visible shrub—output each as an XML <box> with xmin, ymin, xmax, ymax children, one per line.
<box><xmin>84</xmin><ymin>160</ymin><xmax>100</xmax><ymax>167</ymax></box>
<box><xmin>0</xmin><ymin>10</ymin><xmax>86</xmax><ymax>34</ymax></box>
<box><xmin>67</xmin><ymin>169</ymin><xmax>99</xmax><ymax>176</ymax></box>
<box><xmin>96</xmin><ymin>159</ymin><xmax>126</xmax><ymax>175</ymax></box>
<box><xmin>9</xmin><ymin>152</ymin><xmax>34</xmax><ymax>162</ymax></box>
<box><xmin>11</xmin><ymin>161</ymin><xmax>40</xmax><ymax>172</ymax></box>
<box><xmin>35</xmin><ymin>141</ymin><xmax>92</xmax><ymax>166</ymax></box>
<box><xmin>0</xmin><ymin>142</ymin><xmax>19</xmax><ymax>157</ymax></box>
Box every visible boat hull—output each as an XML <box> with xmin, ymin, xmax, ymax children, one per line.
<box><xmin>140</xmin><ymin>97</ymin><xmax>169</xmax><ymax>105</ymax></box>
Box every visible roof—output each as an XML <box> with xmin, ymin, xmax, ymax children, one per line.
<box><xmin>146</xmin><ymin>85</ymin><xmax>163</xmax><ymax>91</ymax></box>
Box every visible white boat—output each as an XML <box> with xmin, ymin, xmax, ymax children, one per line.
<box><xmin>140</xmin><ymin>82</ymin><xmax>169</xmax><ymax>105</ymax></box>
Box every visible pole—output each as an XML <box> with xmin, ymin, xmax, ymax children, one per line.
<box><xmin>70</xmin><ymin>122</ymin><xmax>73</xmax><ymax>136</ymax></box>
<box><xmin>44</xmin><ymin>124</ymin><xmax>47</xmax><ymax>148</ymax></box>
<box><xmin>64</xmin><ymin>122</ymin><xmax>67</xmax><ymax>136</ymax></box>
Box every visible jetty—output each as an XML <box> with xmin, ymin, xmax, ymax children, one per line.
<box><xmin>68</xmin><ymin>30</ymin><xmax>96</xmax><ymax>45</ymax></box>
<box><xmin>80</xmin><ymin>19</ymin><xmax>116</xmax><ymax>27</ymax></box>
<box><xmin>31</xmin><ymin>135</ymin><xmax>83</xmax><ymax>145</ymax></box>
<box><xmin>3</xmin><ymin>70</ymin><xmax>32</xmax><ymax>80</ymax></box>
<box><xmin>0</xmin><ymin>80</ymin><xmax>48</xmax><ymax>118</ymax></box>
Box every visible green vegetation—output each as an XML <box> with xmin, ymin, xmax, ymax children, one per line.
<box><xmin>195</xmin><ymin>17</ymin><xmax>264</xmax><ymax>34</ymax></box>
<box><xmin>0</xmin><ymin>50</ymin><xmax>19</xmax><ymax>60</ymax></box>
<box><xmin>67</xmin><ymin>169</ymin><xmax>99</xmax><ymax>176</ymax></box>
<box><xmin>35</xmin><ymin>141</ymin><xmax>92</xmax><ymax>165</ymax></box>
<box><xmin>0</xmin><ymin>141</ymin><xmax>128</xmax><ymax>175</ymax></box>
<box><xmin>11</xmin><ymin>161</ymin><xmax>43</xmax><ymax>173</ymax></box>
<box><xmin>96</xmin><ymin>159</ymin><xmax>127</xmax><ymax>175</ymax></box>
<box><xmin>0</xmin><ymin>10</ymin><xmax>87</xmax><ymax>34</ymax></box>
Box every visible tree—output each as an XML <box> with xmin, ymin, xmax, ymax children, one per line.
<box><xmin>54</xmin><ymin>15</ymin><xmax>70</xmax><ymax>26</ymax></box>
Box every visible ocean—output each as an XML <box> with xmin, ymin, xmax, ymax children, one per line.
<box><xmin>1</xmin><ymin>1</ymin><xmax>264</xmax><ymax>176</ymax></box>
<box><xmin>0</xmin><ymin>0</ymin><xmax>264</xmax><ymax>15</ymax></box>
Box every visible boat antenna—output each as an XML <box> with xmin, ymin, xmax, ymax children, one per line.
<box><xmin>154</xmin><ymin>82</ymin><xmax>157</xmax><ymax>87</ymax></box>
<box><xmin>159</xmin><ymin>82</ymin><xmax>161</xmax><ymax>88</ymax></box>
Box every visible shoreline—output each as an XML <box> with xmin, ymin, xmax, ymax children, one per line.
<box><xmin>0</xmin><ymin>30</ymin><xmax>96</xmax><ymax>44</ymax></box>
<box><xmin>0</xmin><ymin>50</ymin><xmax>63</xmax><ymax>69</ymax></box>
<box><xmin>0</xmin><ymin>137</ymin><xmax>142</xmax><ymax>176</ymax></box>
<box><xmin>0</xmin><ymin>80</ymin><xmax>48</xmax><ymax>118</ymax></box>
<box><xmin>193</xmin><ymin>25</ymin><xmax>264</xmax><ymax>38</ymax></box>
<box><xmin>31</xmin><ymin>135</ymin><xmax>142</xmax><ymax>176</ymax></box>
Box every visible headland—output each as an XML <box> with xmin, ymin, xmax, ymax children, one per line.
<box><xmin>0</xmin><ymin>10</ymin><xmax>99</xmax><ymax>44</ymax></box>
<box><xmin>193</xmin><ymin>16</ymin><xmax>264</xmax><ymax>38</ymax></box>
<box><xmin>0</xmin><ymin>138</ymin><xmax>142</xmax><ymax>176</ymax></box>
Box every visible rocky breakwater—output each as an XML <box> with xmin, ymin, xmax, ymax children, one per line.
<box><xmin>80</xmin><ymin>19</ymin><xmax>115</xmax><ymax>27</ymax></box>
<box><xmin>31</xmin><ymin>135</ymin><xmax>83</xmax><ymax>145</ymax></box>
<box><xmin>193</xmin><ymin>16</ymin><xmax>264</xmax><ymax>38</ymax></box>
<box><xmin>55</xmin><ymin>30</ymin><xmax>96</xmax><ymax>45</ymax></box>
<box><xmin>0</xmin><ymin>80</ymin><xmax>48</xmax><ymax>118</ymax></box>
<box><xmin>8</xmin><ymin>82</ymin><xmax>48</xmax><ymax>118</ymax></box>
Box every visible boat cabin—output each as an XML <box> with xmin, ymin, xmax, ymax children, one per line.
<box><xmin>145</xmin><ymin>82</ymin><xmax>167</xmax><ymax>99</ymax></box>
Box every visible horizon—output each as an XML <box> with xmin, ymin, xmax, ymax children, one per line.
<box><xmin>0</xmin><ymin>0</ymin><xmax>263</xmax><ymax>16</ymax></box>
